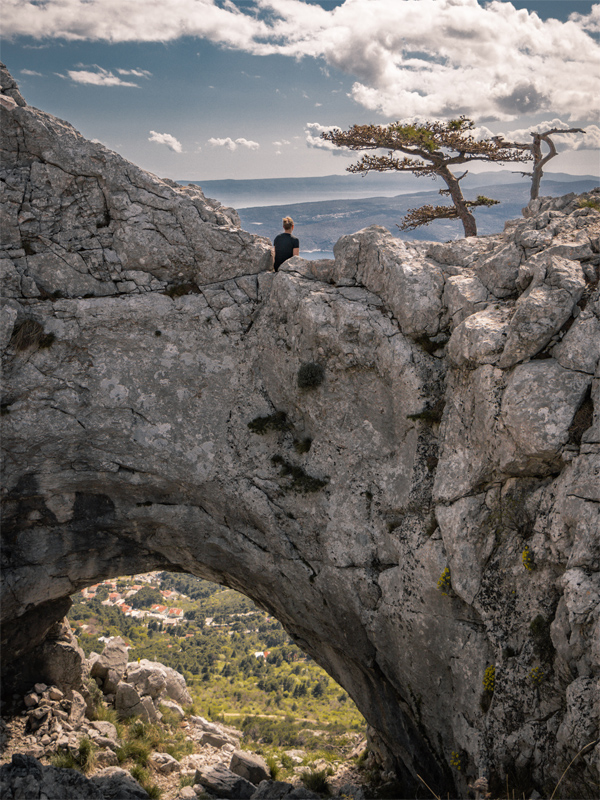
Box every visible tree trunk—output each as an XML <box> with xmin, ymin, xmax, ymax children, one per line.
<box><xmin>439</xmin><ymin>167</ymin><xmax>477</xmax><ymax>237</ymax></box>
<box><xmin>530</xmin><ymin>135</ymin><xmax>544</xmax><ymax>201</ymax></box>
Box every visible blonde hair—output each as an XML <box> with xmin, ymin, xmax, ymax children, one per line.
<box><xmin>282</xmin><ymin>216</ymin><xmax>294</xmax><ymax>231</ymax></box>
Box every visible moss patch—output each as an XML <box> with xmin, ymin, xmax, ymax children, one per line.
<box><xmin>297</xmin><ymin>362</ymin><xmax>325</xmax><ymax>389</ymax></box>
<box><xmin>271</xmin><ymin>455</ymin><xmax>328</xmax><ymax>493</ymax></box>
<box><xmin>248</xmin><ymin>411</ymin><xmax>291</xmax><ymax>435</ymax></box>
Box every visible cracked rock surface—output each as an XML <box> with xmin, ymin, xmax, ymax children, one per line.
<box><xmin>1</xmin><ymin>63</ymin><xmax>599</xmax><ymax>798</ymax></box>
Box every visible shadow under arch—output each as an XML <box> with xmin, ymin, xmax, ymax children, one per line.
<box><xmin>1</xmin><ymin>475</ymin><xmax>453</xmax><ymax>798</ymax></box>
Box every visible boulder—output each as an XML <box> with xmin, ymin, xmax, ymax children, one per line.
<box><xmin>195</xmin><ymin>763</ymin><xmax>256</xmax><ymax>799</ymax></box>
<box><xmin>91</xmin><ymin>638</ymin><xmax>129</xmax><ymax>688</ymax></box>
<box><xmin>0</xmin><ymin>754</ymin><xmax>104</xmax><ymax>799</ymax></box>
<box><xmin>95</xmin><ymin>748</ymin><xmax>119</xmax><ymax>767</ymax></box>
<box><xmin>125</xmin><ymin>661</ymin><xmax>167</xmax><ymax>699</ymax></box>
<box><xmin>250</xmin><ymin>781</ymin><xmax>295</xmax><ymax>799</ymax></box>
<box><xmin>114</xmin><ymin>682</ymin><xmax>144</xmax><ymax>719</ymax></box>
<box><xmin>177</xmin><ymin>788</ymin><xmax>197</xmax><ymax>800</ymax></box>
<box><xmin>39</xmin><ymin>620</ymin><xmax>88</xmax><ymax>693</ymax></box>
<box><xmin>68</xmin><ymin>690</ymin><xmax>86</xmax><ymax>729</ymax></box>
<box><xmin>126</xmin><ymin>659</ymin><xmax>191</xmax><ymax>705</ymax></box>
<box><xmin>149</xmin><ymin>751</ymin><xmax>181</xmax><ymax>774</ymax></box>
<box><xmin>230</xmin><ymin>750</ymin><xmax>270</xmax><ymax>785</ymax></box>
<box><xmin>159</xmin><ymin>698</ymin><xmax>185</xmax><ymax>719</ymax></box>
<box><xmin>90</xmin><ymin>720</ymin><xmax>119</xmax><ymax>741</ymax></box>
<box><xmin>90</xmin><ymin>766</ymin><xmax>150</xmax><ymax>799</ymax></box>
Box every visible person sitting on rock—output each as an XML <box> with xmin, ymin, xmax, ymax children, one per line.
<box><xmin>273</xmin><ymin>216</ymin><xmax>299</xmax><ymax>272</ymax></box>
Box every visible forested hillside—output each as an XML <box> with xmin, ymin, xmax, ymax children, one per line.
<box><xmin>69</xmin><ymin>573</ymin><xmax>366</xmax><ymax>756</ymax></box>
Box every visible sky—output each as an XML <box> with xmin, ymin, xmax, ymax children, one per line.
<box><xmin>2</xmin><ymin>0</ymin><xmax>600</xmax><ymax>181</ymax></box>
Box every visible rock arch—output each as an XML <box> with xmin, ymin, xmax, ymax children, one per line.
<box><xmin>1</xmin><ymin>63</ymin><xmax>599</xmax><ymax>798</ymax></box>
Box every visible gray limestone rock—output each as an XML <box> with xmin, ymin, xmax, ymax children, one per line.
<box><xmin>148</xmin><ymin>751</ymin><xmax>181</xmax><ymax>774</ymax></box>
<box><xmin>1</xmin><ymin>63</ymin><xmax>599</xmax><ymax>800</ymax></box>
<box><xmin>0</xmin><ymin>754</ymin><xmax>105</xmax><ymax>799</ymax></box>
<box><xmin>91</xmin><ymin>638</ymin><xmax>129</xmax><ymax>688</ymax></box>
<box><xmin>195</xmin><ymin>763</ymin><xmax>256</xmax><ymax>798</ymax></box>
<box><xmin>125</xmin><ymin>660</ymin><xmax>168</xmax><ymax>699</ymax></box>
<box><xmin>230</xmin><ymin>749</ymin><xmax>270</xmax><ymax>784</ymax></box>
<box><xmin>447</xmin><ymin>305</ymin><xmax>511</xmax><ymax>367</ymax></box>
<box><xmin>114</xmin><ymin>682</ymin><xmax>144</xmax><ymax>719</ymax></box>
<box><xmin>90</xmin><ymin>766</ymin><xmax>150</xmax><ymax>798</ymax></box>
<box><xmin>90</xmin><ymin>720</ymin><xmax>119</xmax><ymax>741</ymax></box>
<box><xmin>499</xmin><ymin>360</ymin><xmax>591</xmax><ymax>471</ymax></box>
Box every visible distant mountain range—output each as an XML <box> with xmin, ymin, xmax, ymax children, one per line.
<box><xmin>179</xmin><ymin>172</ymin><xmax>599</xmax><ymax>251</ymax></box>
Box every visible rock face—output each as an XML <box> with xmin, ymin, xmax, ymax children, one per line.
<box><xmin>1</xmin><ymin>63</ymin><xmax>599</xmax><ymax>798</ymax></box>
<box><xmin>0</xmin><ymin>754</ymin><xmax>150</xmax><ymax>799</ymax></box>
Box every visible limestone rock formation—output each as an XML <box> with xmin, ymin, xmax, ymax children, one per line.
<box><xmin>1</xmin><ymin>63</ymin><xmax>599</xmax><ymax>798</ymax></box>
<box><xmin>0</xmin><ymin>754</ymin><xmax>150</xmax><ymax>799</ymax></box>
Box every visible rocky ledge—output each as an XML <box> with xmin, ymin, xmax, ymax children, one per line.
<box><xmin>1</xmin><ymin>62</ymin><xmax>599</xmax><ymax>798</ymax></box>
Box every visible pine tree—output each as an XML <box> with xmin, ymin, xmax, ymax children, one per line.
<box><xmin>321</xmin><ymin>117</ymin><xmax>532</xmax><ymax>237</ymax></box>
<box><xmin>493</xmin><ymin>127</ymin><xmax>586</xmax><ymax>200</ymax></box>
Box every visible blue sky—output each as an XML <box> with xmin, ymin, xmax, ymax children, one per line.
<box><xmin>3</xmin><ymin>0</ymin><xmax>600</xmax><ymax>180</ymax></box>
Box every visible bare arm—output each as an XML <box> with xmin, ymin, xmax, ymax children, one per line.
<box><xmin>293</xmin><ymin>247</ymin><xmax>299</xmax><ymax>257</ymax></box>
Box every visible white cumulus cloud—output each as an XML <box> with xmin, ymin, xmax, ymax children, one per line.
<box><xmin>4</xmin><ymin>0</ymin><xmax>600</xmax><ymax>122</ymax></box>
<box><xmin>148</xmin><ymin>130</ymin><xmax>183</xmax><ymax>152</ymax></box>
<box><xmin>208</xmin><ymin>137</ymin><xmax>260</xmax><ymax>151</ymax></box>
<box><xmin>501</xmin><ymin>119</ymin><xmax>600</xmax><ymax>151</ymax></box>
<box><xmin>61</xmin><ymin>65</ymin><xmax>141</xmax><ymax>87</ymax></box>
<box><xmin>20</xmin><ymin>68</ymin><xmax>43</xmax><ymax>76</ymax></box>
<box><xmin>305</xmin><ymin>122</ymin><xmax>351</xmax><ymax>156</ymax></box>
<box><xmin>117</xmin><ymin>68</ymin><xmax>152</xmax><ymax>78</ymax></box>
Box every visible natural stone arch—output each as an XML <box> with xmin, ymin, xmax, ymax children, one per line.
<box><xmin>1</xmin><ymin>278</ymin><xmax>452</xmax><ymax>795</ymax></box>
<box><xmin>2</xmin><ymin>63</ymin><xmax>598</xmax><ymax>799</ymax></box>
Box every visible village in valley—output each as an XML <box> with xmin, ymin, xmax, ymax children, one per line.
<box><xmin>67</xmin><ymin>572</ymin><xmax>365</xmax><ymax>740</ymax></box>
<box><xmin>78</xmin><ymin>574</ymin><xmax>186</xmax><ymax>627</ymax></box>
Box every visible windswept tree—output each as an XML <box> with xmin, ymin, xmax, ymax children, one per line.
<box><xmin>493</xmin><ymin>127</ymin><xmax>586</xmax><ymax>201</ymax></box>
<box><xmin>321</xmin><ymin>117</ymin><xmax>532</xmax><ymax>237</ymax></box>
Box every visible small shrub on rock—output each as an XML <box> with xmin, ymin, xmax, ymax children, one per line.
<box><xmin>529</xmin><ymin>666</ymin><xmax>545</xmax><ymax>686</ymax></box>
<box><xmin>165</xmin><ymin>283</ymin><xmax>198</xmax><ymax>298</ymax></box>
<box><xmin>521</xmin><ymin>545</ymin><xmax>534</xmax><ymax>572</ymax></box>
<box><xmin>271</xmin><ymin>455</ymin><xmax>328</xmax><ymax>493</ymax></box>
<box><xmin>301</xmin><ymin>767</ymin><xmax>331</xmax><ymax>794</ymax></box>
<box><xmin>248</xmin><ymin>411</ymin><xmax>290</xmax><ymax>435</ymax></box>
<box><xmin>437</xmin><ymin>567</ymin><xmax>451</xmax><ymax>596</ymax></box>
<box><xmin>10</xmin><ymin>319</ymin><xmax>55</xmax><ymax>351</ymax></box>
<box><xmin>297</xmin><ymin>362</ymin><xmax>325</xmax><ymax>389</ymax></box>
<box><xmin>482</xmin><ymin>665</ymin><xmax>496</xmax><ymax>693</ymax></box>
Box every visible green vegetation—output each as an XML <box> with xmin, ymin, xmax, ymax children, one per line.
<box><xmin>529</xmin><ymin>666</ymin><xmax>545</xmax><ymax>686</ymax></box>
<box><xmin>577</xmin><ymin>197</ymin><xmax>600</xmax><ymax>211</ymax></box>
<box><xmin>437</xmin><ymin>567</ymin><xmax>452</xmax><ymax>596</ymax></box>
<box><xmin>10</xmin><ymin>319</ymin><xmax>56</xmax><ymax>351</ymax></box>
<box><xmin>51</xmin><ymin>738</ymin><xmax>96</xmax><ymax>774</ymax></box>
<box><xmin>129</xmin><ymin>586</ymin><xmax>165</xmax><ymax>609</ymax></box>
<box><xmin>164</xmin><ymin>283</ymin><xmax>198</xmax><ymax>298</ymax></box>
<box><xmin>248</xmin><ymin>410</ymin><xmax>291</xmax><ymax>435</ymax></box>
<box><xmin>69</xmin><ymin>572</ymin><xmax>365</xmax><ymax>766</ymax></box>
<box><xmin>522</xmin><ymin>545</ymin><xmax>534</xmax><ymax>572</ymax></box>
<box><xmin>130</xmin><ymin>763</ymin><xmax>162</xmax><ymax>798</ymax></box>
<box><xmin>483</xmin><ymin>665</ymin><xmax>496</xmax><ymax>693</ymax></box>
<box><xmin>301</xmin><ymin>767</ymin><xmax>331</xmax><ymax>794</ymax></box>
<box><xmin>271</xmin><ymin>455</ymin><xmax>329</xmax><ymax>493</ymax></box>
<box><xmin>297</xmin><ymin>362</ymin><xmax>325</xmax><ymax>389</ymax></box>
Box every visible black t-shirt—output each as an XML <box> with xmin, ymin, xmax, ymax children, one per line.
<box><xmin>273</xmin><ymin>232</ymin><xmax>299</xmax><ymax>271</ymax></box>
